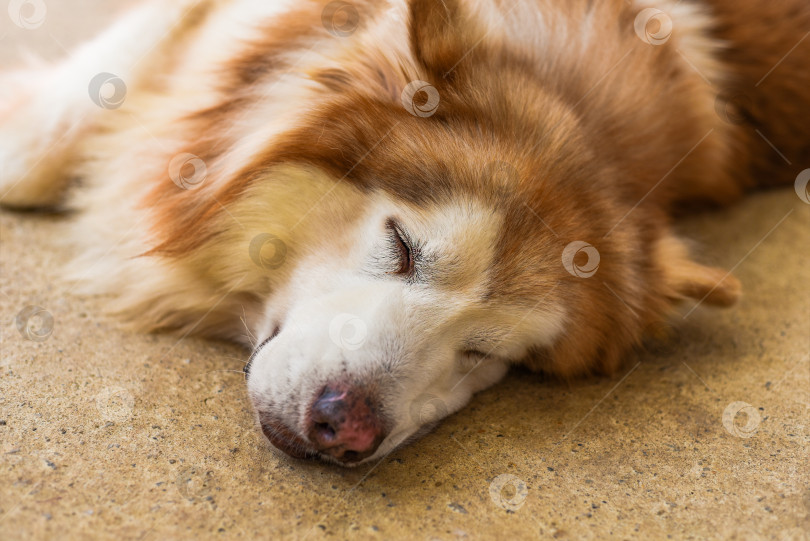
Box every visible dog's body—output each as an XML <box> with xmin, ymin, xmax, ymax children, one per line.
<box><xmin>2</xmin><ymin>0</ymin><xmax>808</xmax><ymax>464</ymax></box>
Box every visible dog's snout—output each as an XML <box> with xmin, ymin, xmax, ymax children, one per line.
<box><xmin>307</xmin><ymin>385</ymin><xmax>386</xmax><ymax>463</ymax></box>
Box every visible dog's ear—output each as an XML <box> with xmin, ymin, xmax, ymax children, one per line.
<box><xmin>528</xmin><ymin>234</ymin><xmax>742</xmax><ymax>378</ymax></box>
<box><xmin>313</xmin><ymin>1</ymin><xmax>482</xmax><ymax>104</ymax></box>
<box><xmin>408</xmin><ymin>0</ymin><xmax>482</xmax><ymax>79</ymax></box>
<box><xmin>655</xmin><ymin>234</ymin><xmax>741</xmax><ymax>307</ymax></box>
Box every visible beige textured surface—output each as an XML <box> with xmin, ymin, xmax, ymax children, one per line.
<box><xmin>1</xmin><ymin>3</ymin><xmax>809</xmax><ymax>540</ymax></box>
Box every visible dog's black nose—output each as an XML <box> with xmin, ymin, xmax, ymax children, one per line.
<box><xmin>307</xmin><ymin>384</ymin><xmax>386</xmax><ymax>463</ymax></box>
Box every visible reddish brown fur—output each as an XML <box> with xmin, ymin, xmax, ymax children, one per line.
<box><xmin>138</xmin><ymin>0</ymin><xmax>807</xmax><ymax>376</ymax></box>
<box><xmin>707</xmin><ymin>0</ymin><xmax>810</xmax><ymax>186</ymax></box>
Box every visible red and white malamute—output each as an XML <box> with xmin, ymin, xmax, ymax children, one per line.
<box><xmin>2</xmin><ymin>0</ymin><xmax>808</xmax><ymax>464</ymax></box>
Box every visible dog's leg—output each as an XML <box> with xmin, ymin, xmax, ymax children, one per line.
<box><xmin>0</xmin><ymin>0</ymin><xmax>214</xmax><ymax>209</ymax></box>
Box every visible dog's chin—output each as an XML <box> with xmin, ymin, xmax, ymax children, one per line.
<box><xmin>259</xmin><ymin>418</ymin><xmax>319</xmax><ymax>461</ymax></box>
<box><xmin>258</xmin><ymin>419</ymin><xmax>376</xmax><ymax>466</ymax></box>
<box><xmin>262</xmin><ymin>432</ymin><xmax>370</xmax><ymax>467</ymax></box>
<box><xmin>261</xmin><ymin>427</ymin><xmax>419</xmax><ymax>467</ymax></box>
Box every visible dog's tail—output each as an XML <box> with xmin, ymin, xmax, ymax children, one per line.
<box><xmin>708</xmin><ymin>0</ymin><xmax>810</xmax><ymax>188</ymax></box>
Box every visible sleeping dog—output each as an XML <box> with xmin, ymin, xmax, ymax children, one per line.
<box><xmin>1</xmin><ymin>0</ymin><xmax>808</xmax><ymax>464</ymax></box>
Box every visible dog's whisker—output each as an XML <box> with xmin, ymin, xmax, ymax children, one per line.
<box><xmin>240</xmin><ymin>305</ymin><xmax>256</xmax><ymax>347</ymax></box>
<box><xmin>202</xmin><ymin>369</ymin><xmax>249</xmax><ymax>376</ymax></box>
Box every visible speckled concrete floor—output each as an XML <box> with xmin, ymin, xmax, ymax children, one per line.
<box><xmin>1</xmin><ymin>3</ymin><xmax>809</xmax><ymax>540</ymax></box>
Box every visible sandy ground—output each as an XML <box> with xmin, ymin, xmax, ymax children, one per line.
<box><xmin>1</xmin><ymin>2</ymin><xmax>809</xmax><ymax>539</ymax></box>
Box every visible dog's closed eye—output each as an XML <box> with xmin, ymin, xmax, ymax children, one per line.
<box><xmin>386</xmin><ymin>218</ymin><xmax>415</xmax><ymax>276</ymax></box>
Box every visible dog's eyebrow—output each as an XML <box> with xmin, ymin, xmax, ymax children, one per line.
<box><xmin>461</xmin><ymin>331</ymin><xmax>501</xmax><ymax>350</ymax></box>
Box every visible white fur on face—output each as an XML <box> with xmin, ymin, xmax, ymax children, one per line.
<box><xmin>247</xmin><ymin>194</ymin><xmax>565</xmax><ymax>463</ymax></box>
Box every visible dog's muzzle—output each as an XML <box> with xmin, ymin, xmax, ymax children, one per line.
<box><xmin>305</xmin><ymin>383</ymin><xmax>387</xmax><ymax>463</ymax></box>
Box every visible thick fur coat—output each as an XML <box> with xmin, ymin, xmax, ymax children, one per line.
<box><xmin>1</xmin><ymin>0</ymin><xmax>807</xmax><ymax>463</ymax></box>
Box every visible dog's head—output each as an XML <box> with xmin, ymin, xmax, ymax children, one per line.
<box><xmin>152</xmin><ymin>0</ymin><xmax>741</xmax><ymax>464</ymax></box>
<box><xmin>238</xmin><ymin>156</ymin><xmax>737</xmax><ymax>465</ymax></box>
<box><xmin>243</xmin><ymin>185</ymin><xmax>564</xmax><ymax>464</ymax></box>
